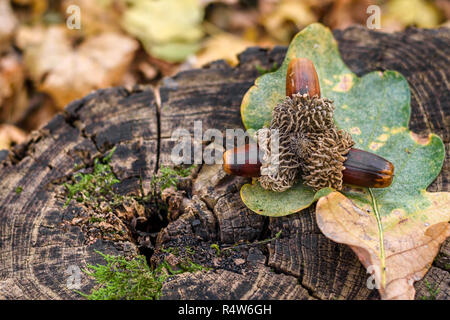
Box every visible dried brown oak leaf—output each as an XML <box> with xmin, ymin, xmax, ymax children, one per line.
<box><xmin>0</xmin><ymin>0</ymin><xmax>18</xmax><ymax>51</ymax></box>
<box><xmin>17</xmin><ymin>26</ymin><xmax>138</xmax><ymax>108</ymax></box>
<box><xmin>0</xmin><ymin>124</ymin><xmax>27</xmax><ymax>150</ymax></box>
<box><xmin>0</xmin><ymin>52</ymin><xmax>27</xmax><ymax>123</ymax></box>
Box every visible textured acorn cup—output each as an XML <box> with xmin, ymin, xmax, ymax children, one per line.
<box><xmin>224</xmin><ymin>58</ymin><xmax>394</xmax><ymax>189</ymax></box>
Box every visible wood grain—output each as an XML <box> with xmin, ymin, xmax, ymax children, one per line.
<box><xmin>0</xmin><ymin>26</ymin><xmax>448</xmax><ymax>300</ymax></box>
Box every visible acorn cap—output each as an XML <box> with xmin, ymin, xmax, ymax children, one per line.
<box><xmin>257</xmin><ymin>58</ymin><xmax>355</xmax><ymax>192</ymax></box>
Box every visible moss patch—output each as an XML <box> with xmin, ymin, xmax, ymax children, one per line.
<box><xmin>79</xmin><ymin>250</ymin><xmax>208</xmax><ymax>300</ymax></box>
<box><xmin>64</xmin><ymin>146</ymin><xmax>121</xmax><ymax>208</ymax></box>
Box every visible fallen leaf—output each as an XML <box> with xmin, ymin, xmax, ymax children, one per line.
<box><xmin>382</xmin><ymin>0</ymin><xmax>443</xmax><ymax>32</ymax></box>
<box><xmin>146</xmin><ymin>55</ymin><xmax>179</xmax><ymax>77</ymax></box>
<box><xmin>240</xmin><ymin>23</ymin><xmax>445</xmax><ymax>215</ymax></box>
<box><xmin>12</xmin><ymin>0</ymin><xmax>48</xmax><ymax>19</ymax></box>
<box><xmin>0</xmin><ymin>52</ymin><xmax>28</xmax><ymax>123</ymax></box>
<box><xmin>239</xmin><ymin>23</ymin><xmax>449</xmax><ymax>299</ymax></box>
<box><xmin>61</xmin><ymin>0</ymin><xmax>125</xmax><ymax>36</ymax></box>
<box><xmin>207</xmin><ymin>4</ymin><xmax>259</xmax><ymax>34</ymax></box>
<box><xmin>435</xmin><ymin>0</ymin><xmax>450</xmax><ymax>20</ymax></box>
<box><xmin>0</xmin><ymin>0</ymin><xmax>18</xmax><ymax>51</ymax></box>
<box><xmin>19</xmin><ymin>26</ymin><xmax>138</xmax><ymax>108</ymax></box>
<box><xmin>316</xmin><ymin>191</ymin><xmax>450</xmax><ymax>299</ymax></box>
<box><xmin>200</xmin><ymin>0</ymin><xmax>238</xmax><ymax>5</ymax></box>
<box><xmin>260</xmin><ymin>0</ymin><xmax>317</xmax><ymax>43</ymax></box>
<box><xmin>0</xmin><ymin>124</ymin><xmax>27</xmax><ymax>150</ymax></box>
<box><xmin>138</xmin><ymin>61</ymin><xmax>158</xmax><ymax>80</ymax></box>
<box><xmin>324</xmin><ymin>0</ymin><xmax>376</xmax><ymax>30</ymax></box>
<box><xmin>121</xmin><ymin>0</ymin><xmax>204</xmax><ymax>62</ymax></box>
<box><xmin>195</xmin><ymin>33</ymin><xmax>255</xmax><ymax>67</ymax></box>
<box><xmin>240</xmin><ymin>182</ymin><xmax>331</xmax><ymax>217</ymax></box>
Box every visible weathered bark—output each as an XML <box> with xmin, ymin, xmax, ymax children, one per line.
<box><xmin>0</xmin><ymin>26</ymin><xmax>448</xmax><ymax>300</ymax></box>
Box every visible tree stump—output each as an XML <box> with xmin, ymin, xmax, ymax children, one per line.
<box><xmin>0</xmin><ymin>26</ymin><xmax>448</xmax><ymax>300</ymax></box>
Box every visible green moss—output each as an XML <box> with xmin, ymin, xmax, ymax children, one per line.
<box><xmin>15</xmin><ymin>186</ymin><xmax>23</xmax><ymax>194</ymax></box>
<box><xmin>64</xmin><ymin>147</ymin><xmax>121</xmax><ymax>208</ymax></box>
<box><xmin>421</xmin><ymin>279</ymin><xmax>440</xmax><ymax>300</ymax></box>
<box><xmin>151</xmin><ymin>165</ymin><xmax>196</xmax><ymax>192</ymax></box>
<box><xmin>210</xmin><ymin>243</ymin><xmax>221</xmax><ymax>257</ymax></box>
<box><xmin>79</xmin><ymin>251</ymin><xmax>167</xmax><ymax>300</ymax></box>
<box><xmin>160</xmin><ymin>246</ymin><xmax>180</xmax><ymax>256</ymax></box>
<box><xmin>79</xmin><ymin>250</ymin><xmax>208</xmax><ymax>300</ymax></box>
<box><xmin>64</xmin><ymin>148</ymin><xmax>196</xmax><ymax>209</ymax></box>
<box><xmin>89</xmin><ymin>216</ymin><xmax>106</xmax><ymax>223</ymax></box>
<box><xmin>255</xmin><ymin>62</ymin><xmax>278</xmax><ymax>75</ymax></box>
<box><xmin>159</xmin><ymin>259</ymin><xmax>209</xmax><ymax>275</ymax></box>
<box><xmin>64</xmin><ymin>154</ymin><xmax>203</xmax><ymax>299</ymax></box>
<box><xmin>185</xmin><ymin>246</ymin><xmax>195</xmax><ymax>255</ymax></box>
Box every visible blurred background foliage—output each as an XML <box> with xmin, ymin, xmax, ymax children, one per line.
<box><xmin>0</xmin><ymin>0</ymin><xmax>448</xmax><ymax>150</ymax></box>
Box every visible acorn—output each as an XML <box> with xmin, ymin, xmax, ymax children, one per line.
<box><xmin>342</xmin><ymin>148</ymin><xmax>394</xmax><ymax>188</ymax></box>
<box><xmin>224</xmin><ymin>58</ymin><xmax>394</xmax><ymax>190</ymax></box>
<box><xmin>223</xmin><ymin>143</ymin><xmax>261</xmax><ymax>178</ymax></box>
<box><xmin>286</xmin><ymin>58</ymin><xmax>321</xmax><ymax>98</ymax></box>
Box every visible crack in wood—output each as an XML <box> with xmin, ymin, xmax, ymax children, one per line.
<box><xmin>0</xmin><ymin>26</ymin><xmax>448</xmax><ymax>300</ymax></box>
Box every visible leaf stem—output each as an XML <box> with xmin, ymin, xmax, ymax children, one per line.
<box><xmin>368</xmin><ymin>188</ymin><xmax>386</xmax><ymax>288</ymax></box>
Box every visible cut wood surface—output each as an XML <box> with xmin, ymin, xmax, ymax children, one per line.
<box><xmin>0</xmin><ymin>26</ymin><xmax>448</xmax><ymax>300</ymax></box>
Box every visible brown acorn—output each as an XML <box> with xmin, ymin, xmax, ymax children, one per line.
<box><xmin>342</xmin><ymin>148</ymin><xmax>394</xmax><ymax>188</ymax></box>
<box><xmin>224</xmin><ymin>58</ymin><xmax>394</xmax><ymax>189</ymax></box>
<box><xmin>223</xmin><ymin>144</ymin><xmax>261</xmax><ymax>178</ymax></box>
<box><xmin>286</xmin><ymin>58</ymin><xmax>320</xmax><ymax>98</ymax></box>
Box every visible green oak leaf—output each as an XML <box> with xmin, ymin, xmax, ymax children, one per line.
<box><xmin>240</xmin><ymin>23</ymin><xmax>448</xmax><ymax>219</ymax></box>
<box><xmin>240</xmin><ymin>23</ymin><xmax>449</xmax><ymax>299</ymax></box>
<box><xmin>240</xmin><ymin>184</ymin><xmax>332</xmax><ymax>216</ymax></box>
